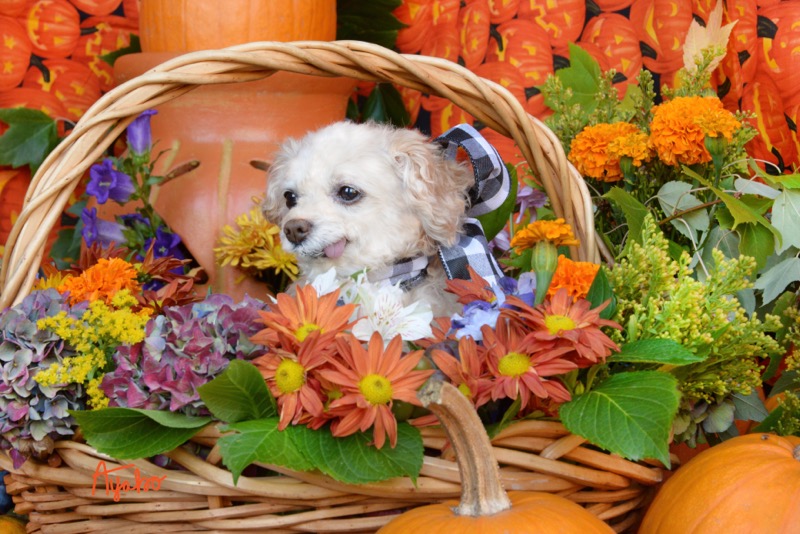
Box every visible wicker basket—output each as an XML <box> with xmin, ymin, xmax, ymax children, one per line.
<box><xmin>0</xmin><ymin>41</ymin><xmax>663</xmax><ymax>533</ymax></box>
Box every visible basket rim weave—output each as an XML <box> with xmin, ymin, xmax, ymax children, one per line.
<box><xmin>0</xmin><ymin>40</ymin><xmax>651</xmax><ymax>533</ymax></box>
<box><xmin>0</xmin><ymin>39</ymin><xmax>606</xmax><ymax>310</ymax></box>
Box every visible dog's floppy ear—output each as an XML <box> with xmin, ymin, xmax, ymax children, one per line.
<box><xmin>262</xmin><ymin>137</ymin><xmax>301</xmax><ymax>223</ymax></box>
<box><xmin>390</xmin><ymin>128</ymin><xmax>473</xmax><ymax>247</ymax></box>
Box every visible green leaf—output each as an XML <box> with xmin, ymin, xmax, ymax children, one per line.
<box><xmin>0</xmin><ymin>108</ymin><xmax>60</xmax><ymax>173</ymax></box>
<box><xmin>336</xmin><ymin>0</ymin><xmax>404</xmax><ymax>48</ymax></box>
<box><xmin>610</xmin><ymin>339</ymin><xmax>704</xmax><ymax>365</ymax></box>
<box><xmin>770</xmin><ymin>369</ymin><xmax>799</xmax><ymax>396</ymax></box>
<box><xmin>603</xmin><ymin>187</ymin><xmax>649</xmax><ymax>251</ymax></box>
<box><xmin>656</xmin><ymin>181</ymin><xmax>709</xmax><ymax>242</ymax></box>
<box><xmin>701</xmin><ymin>400</ymin><xmax>735</xmax><ymax>433</ymax></box>
<box><xmin>732</xmin><ymin>391</ymin><xmax>768</xmax><ymax>424</ymax></box>
<box><xmin>198</xmin><ymin>360</ymin><xmax>276</xmax><ymax>423</ymax></box>
<box><xmin>360</xmin><ymin>83</ymin><xmax>411</xmax><ymax>127</ymax></box>
<box><xmin>585</xmin><ymin>266</ymin><xmax>616</xmax><ymax>320</ymax></box>
<box><xmin>754</xmin><ymin>257</ymin><xmax>800</xmax><ymax>304</ymax></box>
<box><xmin>295</xmin><ymin>422</ymin><xmax>424</xmax><ymax>484</ymax></box>
<box><xmin>547</xmin><ymin>43</ymin><xmax>602</xmax><ymax>115</ymax></box>
<box><xmin>738</xmin><ymin>222</ymin><xmax>774</xmax><ymax>272</ymax></box>
<box><xmin>217</xmin><ymin>419</ymin><xmax>315</xmax><ymax>484</ymax></box>
<box><xmin>559</xmin><ymin>371</ymin><xmax>680</xmax><ymax>466</ymax></box>
<box><xmin>70</xmin><ymin>408</ymin><xmax>211</xmax><ymax>460</ymax></box>
<box><xmin>751</xmin><ymin>404</ymin><xmax>785</xmax><ymax>434</ymax></box>
<box><xmin>477</xmin><ymin>164</ymin><xmax>518</xmax><ymax>241</ymax></box>
<box><xmin>100</xmin><ymin>34</ymin><xmax>141</xmax><ymax>66</ymax></box>
<box><xmin>770</xmin><ymin>173</ymin><xmax>800</xmax><ymax>189</ymax></box>
<box><xmin>771</xmin><ymin>189</ymin><xmax>800</xmax><ymax>253</ymax></box>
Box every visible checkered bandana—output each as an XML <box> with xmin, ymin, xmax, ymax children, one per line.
<box><xmin>369</xmin><ymin>124</ymin><xmax>509</xmax><ymax>292</ymax></box>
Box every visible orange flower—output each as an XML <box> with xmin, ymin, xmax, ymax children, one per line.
<box><xmin>430</xmin><ymin>336</ymin><xmax>492</xmax><ymax>409</ymax></box>
<box><xmin>510</xmin><ymin>218</ymin><xmax>580</xmax><ymax>252</ymax></box>
<box><xmin>547</xmin><ymin>255</ymin><xmax>600</xmax><ymax>301</ymax></box>
<box><xmin>320</xmin><ymin>333</ymin><xmax>434</xmax><ymax>449</ymax></box>
<box><xmin>254</xmin><ymin>332</ymin><xmax>329</xmax><ymax>430</ymax></box>
<box><xmin>607</xmin><ymin>130</ymin><xmax>654</xmax><ymax>168</ymax></box>
<box><xmin>57</xmin><ymin>257</ymin><xmax>140</xmax><ymax>305</ymax></box>
<box><xmin>569</xmin><ymin>122</ymin><xmax>645</xmax><ymax>182</ymax></box>
<box><xmin>649</xmin><ymin>96</ymin><xmax>740</xmax><ymax>166</ymax></box>
<box><xmin>509</xmin><ymin>288</ymin><xmax>621</xmax><ymax>368</ymax></box>
<box><xmin>250</xmin><ymin>284</ymin><xmax>355</xmax><ymax>351</ymax></box>
<box><xmin>445</xmin><ymin>265</ymin><xmax>497</xmax><ymax>305</ymax></box>
<box><xmin>482</xmin><ymin>318</ymin><xmax>575</xmax><ymax>408</ymax></box>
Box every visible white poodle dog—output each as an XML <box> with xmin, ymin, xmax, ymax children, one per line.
<box><xmin>262</xmin><ymin>121</ymin><xmax>475</xmax><ymax>316</ymax></box>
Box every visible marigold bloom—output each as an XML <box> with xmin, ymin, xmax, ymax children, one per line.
<box><xmin>649</xmin><ymin>96</ymin><xmax>740</xmax><ymax>166</ymax></box>
<box><xmin>250</xmin><ymin>284</ymin><xmax>355</xmax><ymax>351</ymax></box>
<box><xmin>57</xmin><ymin>257</ymin><xmax>141</xmax><ymax>305</ymax></box>
<box><xmin>510</xmin><ymin>218</ymin><xmax>580</xmax><ymax>252</ymax></box>
<box><xmin>508</xmin><ymin>288</ymin><xmax>621</xmax><ymax>368</ymax></box>
<box><xmin>319</xmin><ymin>332</ymin><xmax>434</xmax><ymax>449</ymax></box>
<box><xmin>547</xmin><ymin>255</ymin><xmax>601</xmax><ymax>301</ymax></box>
<box><xmin>254</xmin><ymin>332</ymin><xmax>329</xmax><ymax>430</ymax></box>
<box><xmin>430</xmin><ymin>335</ymin><xmax>492</xmax><ymax>409</ymax></box>
<box><xmin>607</xmin><ymin>131</ymin><xmax>653</xmax><ymax>168</ymax></box>
<box><xmin>482</xmin><ymin>318</ymin><xmax>575</xmax><ymax>408</ymax></box>
<box><xmin>569</xmin><ymin>122</ymin><xmax>645</xmax><ymax>182</ymax></box>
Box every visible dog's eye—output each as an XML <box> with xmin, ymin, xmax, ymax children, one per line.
<box><xmin>337</xmin><ymin>185</ymin><xmax>361</xmax><ymax>203</ymax></box>
<box><xmin>283</xmin><ymin>191</ymin><xmax>297</xmax><ymax>208</ymax></box>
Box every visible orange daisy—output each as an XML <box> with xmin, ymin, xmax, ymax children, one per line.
<box><xmin>430</xmin><ymin>335</ymin><xmax>492</xmax><ymax>409</ymax></box>
<box><xmin>250</xmin><ymin>284</ymin><xmax>355</xmax><ymax>351</ymax></box>
<box><xmin>508</xmin><ymin>288</ymin><xmax>621</xmax><ymax>368</ymax></box>
<box><xmin>510</xmin><ymin>218</ymin><xmax>580</xmax><ymax>253</ymax></box>
<box><xmin>57</xmin><ymin>257</ymin><xmax>140</xmax><ymax>305</ymax></box>
<box><xmin>547</xmin><ymin>255</ymin><xmax>601</xmax><ymax>301</ymax></box>
<box><xmin>253</xmin><ymin>331</ymin><xmax>329</xmax><ymax>430</ymax></box>
<box><xmin>482</xmin><ymin>318</ymin><xmax>575</xmax><ymax>408</ymax></box>
<box><xmin>319</xmin><ymin>332</ymin><xmax>435</xmax><ymax>449</ymax></box>
<box><xmin>445</xmin><ymin>265</ymin><xmax>497</xmax><ymax>305</ymax></box>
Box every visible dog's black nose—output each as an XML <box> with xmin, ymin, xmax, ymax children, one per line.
<box><xmin>284</xmin><ymin>219</ymin><xmax>312</xmax><ymax>245</ymax></box>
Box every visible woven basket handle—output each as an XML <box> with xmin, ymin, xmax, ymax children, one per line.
<box><xmin>0</xmin><ymin>40</ymin><xmax>601</xmax><ymax>309</ymax></box>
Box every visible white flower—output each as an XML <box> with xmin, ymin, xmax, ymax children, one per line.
<box><xmin>310</xmin><ymin>268</ymin><xmax>343</xmax><ymax>297</ymax></box>
<box><xmin>683</xmin><ymin>2</ymin><xmax>736</xmax><ymax>74</ymax></box>
<box><xmin>351</xmin><ymin>282</ymin><xmax>433</xmax><ymax>344</ymax></box>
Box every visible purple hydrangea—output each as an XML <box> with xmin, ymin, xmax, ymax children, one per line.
<box><xmin>81</xmin><ymin>207</ymin><xmax>127</xmax><ymax>248</ymax></box>
<box><xmin>127</xmin><ymin>109</ymin><xmax>158</xmax><ymax>156</ymax></box>
<box><xmin>86</xmin><ymin>158</ymin><xmax>135</xmax><ymax>205</ymax></box>
<box><xmin>101</xmin><ymin>294</ymin><xmax>269</xmax><ymax>416</ymax></box>
<box><xmin>0</xmin><ymin>289</ymin><xmax>89</xmax><ymax>468</ymax></box>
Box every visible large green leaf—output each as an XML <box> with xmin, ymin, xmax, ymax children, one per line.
<box><xmin>738</xmin><ymin>222</ymin><xmax>774</xmax><ymax>272</ymax></box>
<box><xmin>217</xmin><ymin>419</ymin><xmax>315</xmax><ymax>484</ymax></box>
<box><xmin>559</xmin><ymin>371</ymin><xmax>680</xmax><ymax>467</ymax></box>
<box><xmin>0</xmin><ymin>108</ymin><xmax>60</xmax><ymax>173</ymax></box>
<box><xmin>603</xmin><ymin>187</ymin><xmax>649</xmax><ymax>250</ymax></box>
<box><xmin>70</xmin><ymin>408</ymin><xmax>211</xmax><ymax>460</ymax></box>
<box><xmin>336</xmin><ymin>0</ymin><xmax>404</xmax><ymax>49</ymax></box>
<box><xmin>295</xmin><ymin>422</ymin><xmax>423</xmax><ymax>484</ymax></box>
<box><xmin>656</xmin><ymin>181</ymin><xmax>709</xmax><ymax>242</ymax></box>
<box><xmin>610</xmin><ymin>339</ymin><xmax>704</xmax><ymax>366</ymax></box>
<box><xmin>585</xmin><ymin>266</ymin><xmax>616</xmax><ymax>320</ymax></box>
<box><xmin>771</xmin><ymin>189</ymin><xmax>800</xmax><ymax>253</ymax></box>
<box><xmin>754</xmin><ymin>257</ymin><xmax>800</xmax><ymax>304</ymax></box>
<box><xmin>358</xmin><ymin>83</ymin><xmax>411</xmax><ymax>127</ymax></box>
<box><xmin>546</xmin><ymin>43</ymin><xmax>602</xmax><ymax>115</ymax></box>
<box><xmin>198</xmin><ymin>360</ymin><xmax>276</xmax><ymax>423</ymax></box>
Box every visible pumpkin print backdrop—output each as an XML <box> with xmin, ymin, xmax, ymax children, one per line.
<box><xmin>3</xmin><ymin>0</ymin><xmax>800</xmax><ymax>255</ymax></box>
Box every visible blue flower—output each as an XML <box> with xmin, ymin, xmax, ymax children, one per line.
<box><xmin>127</xmin><ymin>109</ymin><xmax>158</xmax><ymax>156</ymax></box>
<box><xmin>86</xmin><ymin>159</ymin><xmax>135</xmax><ymax>204</ymax></box>
<box><xmin>81</xmin><ymin>207</ymin><xmax>126</xmax><ymax>248</ymax></box>
<box><xmin>145</xmin><ymin>226</ymin><xmax>184</xmax><ymax>259</ymax></box>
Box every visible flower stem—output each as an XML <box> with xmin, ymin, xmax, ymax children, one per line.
<box><xmin>417</xmin><ymin>377</ymin><xmax>512</xmax><ymax>517</ymax></box>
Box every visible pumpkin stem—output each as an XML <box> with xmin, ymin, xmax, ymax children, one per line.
<box><xmin>418</xmin><ymin>377</ymin><xmax>512</xmax><ymax>517</ymax></box>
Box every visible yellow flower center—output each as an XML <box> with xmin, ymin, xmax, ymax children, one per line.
<box><xmin>545</xmin><ymin>314</ymin><xmax>576</xmax><ymax>335</ymax></box>
<box><xmin>498</xmin><ymin>352</ymin><xmax>531</xmax><ymax>378</ymax></box>
<box><xmin>457</xmin><ymin>382</ymin><xmax>473</xmax><ymax>399</ymax></box>
<box><xmin>275</xmin><ymin>359</ymin><xmax>306</xmax><ymax>394</ymax></box>
<box><xmin>358</xmin><ymin>374</ymin><xmax>394</xmax><ymax>405</ymax></box>
<box><xmin>294</xmin><ymin>322</ymin><xmax>322</xmax><ymax>342</ymax></box>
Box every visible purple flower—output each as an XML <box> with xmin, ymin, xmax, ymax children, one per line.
<box><xmin>127</xmin><ymin>109</ymin><xmax>158</xmax><ymax>156</ymax></box>
<box><xmin>87</xmin><ymin>159</ymin><xmax>135</xmax><ymax>204</ymax></box>
<box><xmin>81</xmin><ymin>207</ymin><xmax>126</xmax><ymax>248</ymax></box>
<box><xmin>145</xmin><ymin>226</ymin><xmax>184</xmax><ymax>259</ymax></box>
<box><xmin>516</xmin><ymin>184</ymin><xmax>548</xmax><ymax>223</ymax></box>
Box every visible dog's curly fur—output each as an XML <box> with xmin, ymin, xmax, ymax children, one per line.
<box><xmin>262</xmin><ymin>121</ymin><xmax>474</xmax><ymax>316</ymax></box>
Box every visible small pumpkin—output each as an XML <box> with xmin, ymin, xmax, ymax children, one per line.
<box><xmin>0</xmin><ymin>515</ymin><xmax>27</xmax><ymax>534</ymax></box>
<box><xmin>0</xmin><ymin>16</ymin><xmax>32</xmax><ymax>91</ymax></box>
<box><xmin>640</xmin><ymin>433</ymin><xmax>800</xmax><ymax>533</ymax></box>
<box><xmin>24</xmin><ymin>0</ymin><xmax>81</xmax><ymax>59</ymax></box>
<box><xmin>377</xmin><ymin>378</ymin><xmax>614</xmax><ymax>534</ymax></box>
<box><xmin>138</xmin><ymin>0</ymin><xmax>337</xmax><ymax>53</ymax></box>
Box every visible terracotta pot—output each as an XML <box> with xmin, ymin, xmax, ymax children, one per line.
<box><xmin>111</xmin><ymin>52</ymin><xmax>355</xmax><ymax>300</ymax></box>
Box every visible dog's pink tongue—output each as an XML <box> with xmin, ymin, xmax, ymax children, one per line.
<box><xmin>324</xmin><ymin>239</ymin><xmax>346</xmax><ymax>259</ymax></box>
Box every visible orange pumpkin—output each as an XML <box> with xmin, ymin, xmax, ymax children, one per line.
<box><xmin>757</xmin><ymin>1</ymin><xmax>800</xmax><ymax>110</ymax></box>
<box><xmin>0</xmin><ymin>16</ymin><xmax>33</xmax><ymax>91</ymax></box>
<box><xmin>22</xmin><ymin>58</ymin><xmax>102</xmax><ymax>122</ymax></box>
<box><xmin>629</xmin><ymin>0</ymin><xmax>694</xmax><ymax>74</ymax></box>
<box><xmin>458</xmin><ymin>0</ymin><xmax>490</xmax><ymax>70</ymax></box>
<box><xmin>70</xmin><ymin>0</ymin><xmax>122</xmax><ymax>16</ymax></box>
<box><xmin>419</xmin><ymin>0</ymin><xmax>460</xmax><ymax>63</ymax></box>
<box><xmin>517</xmin><ymin>0</ymin><xmax>585</xmax><ymax>50</ymax></box>
<box><xmin>742</xmin><ymin>68</ymin><xmax>796</xmax><ymax>173</ymax></box>
<box><xmin>579</xmin><ymin>14</ymin><xmax>643</xmax><ymax>90</ymax></box>
<box><xmin>138</xmin><ymin>0</ymin><xmax>337</xmax><ymax>53</ymax></box>
<box><xmin>71</xmin><ymin>15</ymin><xmax>138</xmax><ymax>92</ymax></box>
<box><xmin>0</xmin><ymin>87</ymin><xmax>68</xmax><ymax>134</ymax></box>
<box><xmin>487</xmin><ymin>0</ymin><xmax>519</xmax><ymax>24</ymax></box>
<box><xmin>640</xmin><ymin>433</ymin><xmax>800</xmax><ymax>533</ymax></box>
<box><xmin>377</xmin><ymin>379</ymin><xmax>614</xmax><ymax>534</ymax></box>
<box><xmin>394</xmin><ymin>0</ymin><xmax>432</xmax><ymax>54</ymax></box>
<box><xmin>23</xmin><ymin>0</ymin><xmax>81</xmax><ymax>59</ymax></box>
<box><xmin>485</xmin><ymin>19</ymin><xmax>553</xmax><ymax>90</ymax></box>
<box><xmin>0</xmin><ymin>0</ymin><xmax>33</xmax><ymax>16</ymax></box>
<box><xmin>0</xmin><ymin>515</ymin><xmax>26</xmax><ymax>534</ymax></box>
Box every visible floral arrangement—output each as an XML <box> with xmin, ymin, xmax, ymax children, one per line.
<box><xmin>0</xmin><ymin>11</ymin><xmax>797</xmax><ymax>489</ymax></box>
